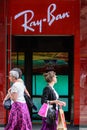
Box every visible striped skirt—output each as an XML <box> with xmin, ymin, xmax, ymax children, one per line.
<box><xmin>4</xmin><ymin>102</ymin><xmax>32</xmax><ymax>130</ymax></box>
<box><xmin>40</xmin><ymin>110</ymin><xmax>58</xmax><ymax>130</ymax></box>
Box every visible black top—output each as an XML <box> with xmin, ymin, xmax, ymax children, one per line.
<box><xmin>41</xmin><ymin>85</ymin><xmax>57</xmax><ymax>109</ymax></box>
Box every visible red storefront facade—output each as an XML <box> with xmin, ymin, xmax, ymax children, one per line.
<box><xmin>80</xmin><ymin>0</ymin><xmax>87</xmax><ymax>126</ymax></box>
<box><xmin>1</xmin><ymin>0</ymin><xmax>86</xmax><ymax>126</ymax></box>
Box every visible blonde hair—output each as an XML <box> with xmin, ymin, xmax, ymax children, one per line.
<box><xmin>43</xmin><ymin>71</ymin><xmax>56</xmax><ymax>83</ymax></box>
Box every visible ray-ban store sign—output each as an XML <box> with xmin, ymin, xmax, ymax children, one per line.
<box><xmin>14</xmin><ymin>3</ymin><xmax>70</xmax><ymax>33</ymax></box>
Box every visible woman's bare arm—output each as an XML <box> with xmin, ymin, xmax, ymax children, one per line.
<box><xmin>24</xmin><ymin>88</ymin><xmax>31</xmax><ymax>97</ymax></box>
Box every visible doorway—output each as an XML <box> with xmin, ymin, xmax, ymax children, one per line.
<box><xmin>11</xmin><ymin>35</ymin><xmax>74</xmax><ymax>123</ymax></box>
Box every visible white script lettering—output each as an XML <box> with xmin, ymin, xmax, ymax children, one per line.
<box><xmin>14</xmin><ymin>3</ymin><xmax>70</xmax><ymax>32</ymax></box>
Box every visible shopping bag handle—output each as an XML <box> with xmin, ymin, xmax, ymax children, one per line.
<box><xmin>59</xmin><ymin>105</ymin><xmax>63</xmax><ymax>109</ymax></box>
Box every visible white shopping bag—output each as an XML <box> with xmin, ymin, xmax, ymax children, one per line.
<box><xmin>57</xmin><ymin>108</ymin><xmax>67</xmax><ymax>130</ymax></box>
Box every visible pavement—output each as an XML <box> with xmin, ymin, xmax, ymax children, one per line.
<box><xmin>0</xmin><ymin>124</ymin><xmax>87</xmax><ymax>130</ymax></box>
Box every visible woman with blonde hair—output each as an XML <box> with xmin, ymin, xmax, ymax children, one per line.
<box><xmin>40</xmin><ymin>71</ymin><xmax>66</xmax><ymax>130</ymax></box>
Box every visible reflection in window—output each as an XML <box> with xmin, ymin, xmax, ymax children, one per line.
<box><xmin>11</xmin><ymin>52</ymin><xmax>24</xmax><ymax>72</ymax></box>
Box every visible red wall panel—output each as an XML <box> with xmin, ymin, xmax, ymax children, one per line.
<box><xmin>0</xmin><ymin>0</ymin><xmax>7</xmax><ymax>125</ymax></box>
<box><xmin>80</xmin><ymin>0</ymin><xmax>87</xmax><ymax>125</ymax></box>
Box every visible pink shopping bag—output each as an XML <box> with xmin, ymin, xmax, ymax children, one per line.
<box><xmin>38</xmin><ymin>103</ymin><xmax>49</xmax><ymax>117</ymax></box>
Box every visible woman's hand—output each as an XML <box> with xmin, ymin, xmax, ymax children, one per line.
<box><xmin>55</xmin><ymin>100</ymin><xmax>66</xmax><ymax>106</ymax></box>
<box><xmin>8</xmin><ymin>88</ymin><xmax>11</xmax><ymax>93</ymax></box>
<box><xmin>3</xmin><ymin>99</ymin><xmax>5</xmax><ymax>105</ymax></box>
<box><xmin>3</xmin><ymin>92</ymin><xmax>11</xmax><ymax>105</ymax></box>
<box><xmin>60</xmin><ymin>101</ymin><xmax>66</xmax><ymax>106</ymax></box>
